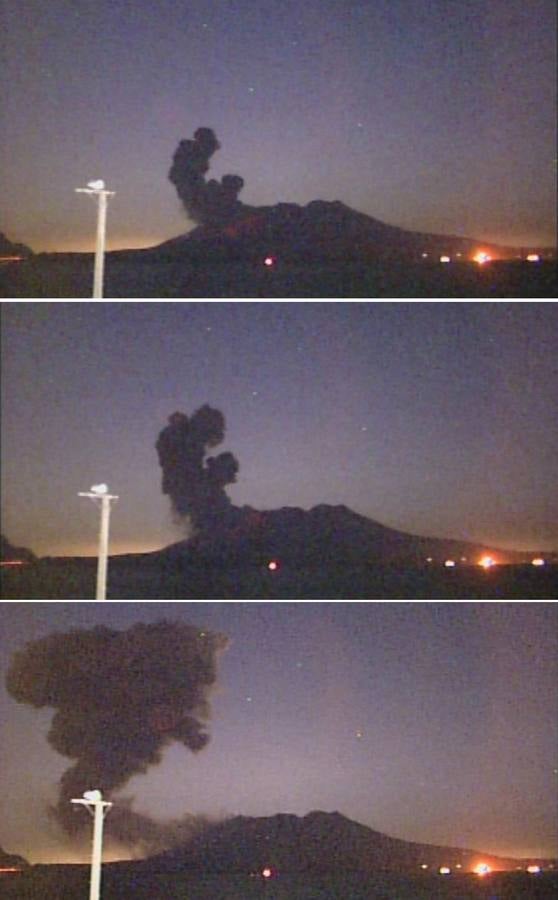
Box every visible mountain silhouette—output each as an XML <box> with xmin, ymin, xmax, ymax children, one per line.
<box><xmin>147</xmin><ymin>504</ymin><xmax>529</xmax><ymax>568</ymax></box>
<box><xmin>144</xmin><ymin>811</ymin><xmax>540</xmax><ymax>874</ymax></box>
<box><xmin>154</xmin><ymin>200</ymin><xmax>519</xmax><ymax>264</ymax></box>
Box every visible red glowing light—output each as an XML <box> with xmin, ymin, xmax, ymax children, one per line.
<box><xmin>479</xmin><ymin>556</ymin><xmax>495</xmax><ymax>569</ymax></box>
<box><xmin>474</xmin><ymin>252</ymin><xmax>491</xmax><ymax>265</ymax></box>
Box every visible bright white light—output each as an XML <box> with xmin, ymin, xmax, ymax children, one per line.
<box><xmin>474</xmin><ymin>863</ymin><xmax>491</xmax><ymax>876</ymax></box>
<box><xmin>531</xmin><ymin>557</ymin><xmax>545</xmax><ymax>566</ymax></box>
<box><xmin>474</xmin><ymin>252</ymin><xmax>491</xmax><ymax>264</ymax></box>
<box><xmin>439</xmin><ymin>866</ymin><xmax>451</xmax><ymax>874</ymax></box>
<box><xmin>83</xmin><ymin>789</ymin><xmax>102</xmax><ymax>802</ymax></box>
<box><xmin>444</xmin><ymin>559</ymin><xmax>456</xmax><ymax>568</ymax></box>
<box><xmin>262</xmin><ymin>867</ymin><xmax>273</xmax><ymax>878</ymax></box>
<box><xmin>90</xmin><ymin>484</ymin><xmax>108</xmax><ymax>494</ymax></box>
<box><xmin>267</xmin><ymin>560</ymin><xmax>279</xmax><ymax>571</ymax></box>
<box><xmin>479</xmin><ymin>556</ymin><xmax>495</xmax><ymax>569</ymax></box>
<box><xmin>526</xmin><ymin>254</ymin><xmax>540</xmax><ymax>262</ymax></box>
<box><xmin>527</xmin><ymin>865</ymin><xmax>541</xmax><ymax>874</ymax></box>
<box><xmin>264</xmin><ymin>256</ymin><xmax>275</xmax><ymax>267</ymax></box>
<box><xmin>440</xmin><ymin>255</ymin><xmax>450</xmax><ymax>263</ymax></box>
<box><xmin>420</xmin><ymin>863</ymin><xmax>428</xmax><ymax>869</ymax></box>
<box><xmin>87</xmin><ymin>180</ymin><xmax>105</xmax><ymax>190</ymax></box>
<box><xmin>421</xmin><ymin>252</ymin><xmax>428</xmax><ymax>258</ymax></box>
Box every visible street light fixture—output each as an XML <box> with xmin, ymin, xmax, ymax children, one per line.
<box><xmin>75</xmin><ymin>180</ymin><xmax>115</xmax><ymax>298</ymax></box>
<box><xmin>78</xmin><ymin>484</ymin><xmax>119</xmax><ymax>600</ymax></box>
<box><xmin>71</xmin><ymin>790</ymin><xmax>112</xmax><ymax>900</ymax></box>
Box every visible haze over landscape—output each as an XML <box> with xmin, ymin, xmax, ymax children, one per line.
<box><xmin>1</xmin><ymin>0</ymin><xmax>556</xmax><ymax>253</ymax></box>
<box><xmin>1</xmin><ymin>602</ymin><xmax>556</xmax><ymax>865</ymax></box>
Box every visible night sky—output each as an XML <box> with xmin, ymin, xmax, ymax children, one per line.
<box><xmin>1</xmin><ymin>602</ymin><xmax>556</xmax><ymax>864</ymax></box>
<box><xmin>1</xmin><ymin>0</ymin><xmax>556</xmax><ymax>253</ymax></box>
<box><xmin>2</xmin><ymin>301</ymin><xmax>557</xmax><ymax>558</ymax></box>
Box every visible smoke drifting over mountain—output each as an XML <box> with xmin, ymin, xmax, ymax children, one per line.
<box><xmin>156</xmin><ymin>406</ymin><xmax>239</xmax><ymax>532</ymax></box>
<box><xmin>5</xmin><ymin>621</ymin><xmax>227</xmax><ymax>842</ymax></box>
<box><xmin>169</xmin><ymin>128</ymin><xmax>248</xmax><ymax>227</ymax></box>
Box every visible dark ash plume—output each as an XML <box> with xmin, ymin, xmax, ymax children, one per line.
<box><xmin>5</xmin><ymin>621</ymin><xmax>227</xmax><ymax>838</ymax></box>
<box><xmin>156</xmin><ymin>405</ymin><xmax>240</xmax><ymax>532</ymax></box>
<box><xmin>169</xmin><ymin>127</ymin><xmax>247</xmax><ymax>227</ymax></box>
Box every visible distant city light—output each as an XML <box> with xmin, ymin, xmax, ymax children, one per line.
<box><xmin>526</xmin><ymin>865</ymin><xmax>541</xmax><ymax>874</ymax></box>
<box><xmin>420</xmin><ymin>863</ymin><xmax>428</xmax><ymax>869</ymax></box>
<box><xmin>479</xmin><ymin>556</ymin><xmax>495</xmax><ymax>569</ymax></box>
<box><xmin>444</xmin><ymin>559</ymin><xmax>456</xmax><ymax>568</ymax></box>
<box><xmin>474</xmin><ymin>863</ymin><xmax>491</xmax><ymax>876</ymax></box>
<box><xmin>440</xmin><ymin>255</ymin><xmax>450</xmax><ymax>263</ymax></box>
<box><xmin>261</xmin><ymin>867</ymin><xmax>273</xmax><ymax>878</ymax></box>
<box><xmin>267</xmin><ymin>560</ymin><xmax>279</xmax><ymax>571</ymax></box>
<box><xmin>421</xmin><ymin>252</ymin><xmax>428</xmax><ymax>258</ymax></box>
<box><xmin>526</xmin><ymin>254</ymin><xmax>540</xmax><ymax>262</ymax></box>
<box><xmin>474</xmin><ymin>252</ymin><xmax>491</xmax><ymax>264</ymax></box>
<box><xmin>439</xmin><ymin>866</ymin><xmax>451</xmax><ymax>874</ymax></box>
<box><xmin>426</xmin><ymin>557</ymin><xmax>433</xmax><ymax>563</ymax></box>
<box><xmin>264</xmin><ymin>256</ymin><xmax>275</xmax><ymax>267</ymax></box>
<box><xmin>531</xmin><ymin>557</ymin><xmax>545</xmax><ymax>566</ymax></box>
<box><xmin>0</xmin><ymin>255</ymin><xmax>24</xmax><ymax>264</ymax></box>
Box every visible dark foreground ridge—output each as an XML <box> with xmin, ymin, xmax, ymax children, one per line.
<box><xmin>2</xmin><ymin>813</ymin><xmax>557</xmax><ymax>899</ymax></box>
<box><xmin>2</xmin><ymin>128</ymin><xmax>556</xmax><ymax>297</ymax></box>
<box><xmin>2</xmin><ymin>511</ymin><xmax>557</xmax><ymax>600</ymax></box>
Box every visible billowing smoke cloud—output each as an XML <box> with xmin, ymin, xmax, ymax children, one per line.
<box><xmin>169</xmin><ymin>127</ymin><xmax>247</xmax><ymax>227</ymax></box>
<box><xmin>5</xmin><ymin>621</ymin><xmax>227</xmax><ymax>842</ymax></box>
<box><xmin>156</xmin><ymin>406</ymin><xmax>240</xmax><ymax>533</ymax></box>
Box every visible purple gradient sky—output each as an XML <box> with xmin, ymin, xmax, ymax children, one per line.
<box><xmin>1</xmin><ymin>0</ymin><xmax>556</xmax><ymax>252</ymax></box>
<box><xmin>1</xmin><ymin>602</ymin><xmax>557</xmax><ymax>864</ymax></box>
<box><xmin>2</xmin><ymin>301</ymin><xmax>557</xmax><ymax>558</ymax></box>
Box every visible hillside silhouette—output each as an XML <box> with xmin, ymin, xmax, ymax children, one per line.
<box><xmin>143</xmin><ymin>811</ymin><xmax>548</xmax><ymax>875</ymax></box>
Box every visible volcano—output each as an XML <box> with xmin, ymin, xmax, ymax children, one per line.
<box><xmin>160</xmin><ymin>126</ymin><xmax>533</xmax><ymax>264</ymax></box>
<box><xmin>155</xmin><ymin>198</ymin><xmax>520</xmax><ymax>265</ymax></box>
<box><xmin>147</xmin><ymin>503</ymin><xmax>531</xmax><ymax>570</ymax></box>
<box><xmin>143</xmin><ymin>811</ymin><xmax>548</xmax><ymax>875</ymax></box>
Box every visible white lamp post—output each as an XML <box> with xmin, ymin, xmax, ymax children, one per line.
<box><xmin>70</xmin><ymin>790</ymin><xmax>112</xmax><ymax>900</ymax></box>
<box><xmin>78</xmin><ymin>484</ymin><xmax>119</xmax><ymax>600</ymax></box>
<box><xmin>75</xmin><ymin>180</ymin><xmax>115</xmax><ymax>298</ymax></box>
